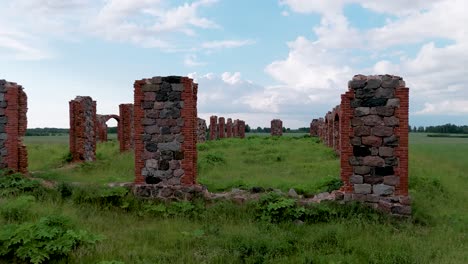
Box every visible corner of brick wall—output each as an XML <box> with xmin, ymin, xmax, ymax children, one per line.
<box><xmin>69</xmin><ymin>96</ymin><xmax>96</xmax><ymax>162</ymax></box>
<box><xmin>133</xmin><ymin>76</ymin><xmax>198</xmax><ymax>186</ymax></box>
<box><xmin>119</xmin><ymin>104</ymin><xmax>135</xmax><ymax>152</ymax></box>
<box><xmin>337</xmin><ymin>74</ymin><xmax>410</xmax><ymax>216</ymax></box>
<box><xmin>0</xmin><ymin>80</ymin><xmax>28</xmax><ymax>174</ymax></box>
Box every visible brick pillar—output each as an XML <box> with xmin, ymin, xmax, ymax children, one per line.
<box><xmin>218</xmin><ymin>117</ymin><xmax>225</xmax><ymax>138</ymax></box>
<box><xmin>310</xmin><ymin>119</ymin><xmax>319</xmax><ymax>136</ymax></box>
<box><xmin>226</xmin><ymin>118</ymin><xmax>233</xmax><ymax>138</ymax></box>
<box><xmin>119</xmin><ymin>104</ymin><xmax>134</xmax><ymax>152</ymax></box>
<box><xmin>134</xmin><ymin>76</ymin><xmax>197</xmax><ymax>185</ymax></box>
<box><xmin>271</xmin><ymin>119</ymin><xmax>283</xmax><ymax>136</ymax></box>
<box><xmin>233</xmin><ymin>119</ymin><xmax>239</xmax><ymax>137</ymax></box>
<box><xmin>209</xmin><ymin>115</ymin><xmax>217</xmax><ymax>140</ymax></box>
<box><xmin>333</xmin><ymin>106</ymin><xmax>341</xmax><ymax>153</ymax></box>
<box><xmin>238</xmin><ymin>120</ymin><xmax>246</xmax><ymax>139</ymax></box>
<box><xmin>0</xmin><ymin>80</ymin><xmax>28</xmax><ymax>174</ymax></box>
<box><xmin>197</xmin><ymin>118</ymin><xmax>207</xmax><ymax>143</ymax></box>
<box><xmin>69</xmin><ymin>96</ymin><xmax>96</xmax><ymax>162</ymax></box>
<box><xmin>339</xmin><ymin>74</ymin><xmax>410</xmax><ymax>215</ymax></box>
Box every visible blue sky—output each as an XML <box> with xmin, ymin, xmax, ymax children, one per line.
<box><xmin>1</xmin><ymin>0</ymin><xmax>467</xmax><ymax>128</ymax></box>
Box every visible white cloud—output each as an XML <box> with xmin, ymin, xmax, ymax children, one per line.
<box><xmin>275</xmin><ymin>0</ymin><xmax>468</xmax><ymax>118</ymax></box>
<box><xmin>201</xmin><ymin>40</ymin><xmax>255</xmax><ymax>49</ymax></box>
<box><xmin>281</xmin><ymin>11</ymin><xmax>290</xmax><ymax>17</ymax></box>
<box><xmin>221</xmin><ymin>72</ymin><xmax>242</xmax><ymax>85</ymax></box>
<box><xmin>416</xmin><ymin>101</ymin><xmax>468</xmax><ymax>115</ymax></box>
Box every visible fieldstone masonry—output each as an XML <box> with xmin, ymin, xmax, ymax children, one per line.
<box><xmin>218</xmin><ymin>117</ymin><xmax>225</xmax><ymax>138</ymax></box>
<box><xmin>336</xmin><ymin>74</ymin><xmax>410</xmax><ymax>215</ymax></box>
<box><xmin>271</xmin><ymin>119</ymin><xmax>283</xmax><ymax>136</ymax></box>
<box><xmin>119</xmin><ymin>104</ymin><xmax>134</xmax><ymax>152</ymax></box>
<box><xmin>69</xmin><ymin>96</ymin><xmax>97</xmax><ymax>162</ymax></box>
<box><xmin>209</xmin><ymin>115</ymin><xmax>218</xmax><ymax>140</ymax></box>
<box><xmin>197</xmin><ymin>118</ymin><xmax>207</xmax><ymax>143</ymax></box>
<box><xmin>133</xmin><ymin>76</ymin><xmax>198</xmax><ymax>190</ymax></box>
<box><xmin>0</xmin><ymin>80</ymin><xmax>28</xmax><ymax>174</ymax></box>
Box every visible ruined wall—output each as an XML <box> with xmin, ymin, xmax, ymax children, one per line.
<box><xmin>338</xmin><ymin>74</ymin><xmax>410</xmax><ymax>215</ymax></box>
<box><xmin>226</xmin><ymin>118</ymin><xmax>233</xmax><ymax>138</ymax></box>
<box><xmin>233</xmin><ymin>119</ymin><xmax>239</xmax><ymax>137</ymax></box>
<box><xmin>271</xmin><ymin>119</ymin><xmax>283</xmax><ymax>136</ymax></box>
<box><xmin>310</xmin><ymin>119</ymin><xmax>319</xmax><ymax>136</ymax></box>
<box><xmin>238</xmin><ymin>120</ymin><xmax>246</xmax><ymax>139</ymax></box>
<box><xmin>69</xmin><ymin>96</ymin><xmax>97</xmax><ymax>162</ymax></box>
<box><xmin>332</xmin><ymin>106</ymin><xmax>341</xmax><ymax>153</ymax></box>
<box><xmin>0</xmin><ymin>80</ymin><xmax>28</xmax><ymax>174</ymax></box>
<box><xmin>119</xmin><ymin>104</ymin><xmax>134</xmax><ymax>152</ymax></box>
<box><xmin>197</xmin><ymin>118</ymin><xmax>207</xmax><ymax>143</ymax></box>
<box><xmin>134</xmin><ymin>76</ymin><xmax>197</xmax><ymax>188</ymax></box>
<box><xmin>209</xmin><ymin>115</ymin><xmax>218</xmax><ymax>140</ymax></box>
<box><xmin>96</xmin><ymin>115</ymin><xmax>109</xmax><ymax>142</ymax></box>
<box><xmin>218</xmin><ymin>117</ymin><xmax>225</xmax><ymax>138</ymax></box>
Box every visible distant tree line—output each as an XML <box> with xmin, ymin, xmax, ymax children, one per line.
<box><xmin>410</xmin><ymin>123</ymin><xmax>468</xmax><ymax>134</ymax></box>
<box><xmin>26</xmin><ymin>127</ymin><xmax>119</xmax><ymax>136</ymax></box>
<box><xmin>25</xmin><ymin>128</ymin><xmax>69</xmax><ymax>136</ymax></box>
<box><xmin>249</xmin><ymin>126</ymin><xmax>309</xmax><ymax>133</ymax></box>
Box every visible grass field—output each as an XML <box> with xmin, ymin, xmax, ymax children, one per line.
<box><xmin>0</xmin><ymin>133</ymin><xmax>466</xmax><ymax>263</ymax></box>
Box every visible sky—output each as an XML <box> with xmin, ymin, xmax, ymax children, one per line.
<box><xmin>1</xmin><ymin>0</ymin><xmax>467</xmax><ymax>129</ymax></box>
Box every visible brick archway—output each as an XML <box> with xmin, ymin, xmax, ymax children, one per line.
<box><xmin>96</xmin><ymin>114</ymin><xmax>120</xmax><ymax>142</ymax></box>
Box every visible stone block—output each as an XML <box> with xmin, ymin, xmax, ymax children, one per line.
<box><xmin>354</xmin><ymin>184</ymin><xmax>372</xmax><ymax>194</ymax></box>
<box><xmin>373</xmin><ymin>184</ymin><xmax>394</xmax><ymax>196</ymax></box>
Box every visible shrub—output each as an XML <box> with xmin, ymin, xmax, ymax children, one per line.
<box><xmin>0</xmin><ymin>215</ymin><xmax>102</xmax><ymax>264</ymax></box>
<box><xmin>0</xmin><ymin>173</ymin><xmax>43</xmax><ymax>197</ymax></box>
<box><xmin>256</xmin><ymin>193</ymin><xmax>305</xmax><ymax>223</ymax></box>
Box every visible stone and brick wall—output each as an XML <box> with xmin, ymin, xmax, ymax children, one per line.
<box><xmin>0</xmin><ymin>80</ymin><xmax>28</xmax><ymax>174</ymax></box>
<box><xmin>133</xmin><ymin>76</ymin><xmax>197</xmax><ymax>187</ymax></box>
<box><xmin>271</xmin><ymin>119</ymin><xmax>283</xmax><ymax>136</ymax></box>
<box><xmin>119</xmin><ymin>104</ymin><xmax>134</xmax><ymax>152</ymax></box>
<box><xmin>233</xmin><ymin>119</ymin><xmax>239</xmax><ymax>137</ymax></box>
<box><xmin>332</xmin><ymin>106</ymin><xmax>341</xmax><ymax>153</ymax></box>
<box><xmin>69</xmin><ymin>96</ymin><xmax>97</xmax><ymax>162</ymax></box>
<box><xmin>197</xmin><ymin>118</ymin><xmax>207</xmax><ymax>143</ymax></box>
<box><xmin>310</xmin><ymin>119</ymin><xmax>319</xmax><ymax>136</ymax></box>
<box><xmin>218</xmin><ymin>117</ymin><xmax>225</xmax><ymax>138</ymax></box>
<box><xmin>238</xmin><ymin>120</ymin><xmax>246</xmax><ymax>139</ymax></box>
<box><xmin>209</xmin><ymin>115</ymin><xmax>218</xmax><ymax>140</ymax></box>
<box><xmin>96</xmin><ymin>114</ymin><xmax>120</xmax><ymax>143</ymax></box>
<box><xmin>337</xmin><ymin>74</ymin><xmax>410</xmax><ymax>215</ymax></box>
<box><xmin>226</xmin><ymin>118</ymin><xmax>233</xmax><ymax>138</ymax></box>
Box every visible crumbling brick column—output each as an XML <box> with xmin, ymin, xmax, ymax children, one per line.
<box><xmin>338</xmin><ymin>74</ymin><xmax>410</xmax><ymax>215</ymax></box>
<box><xmin>69</xmin><ymin>96</ymin><xmax>97</xmax><ymax>162</ymax></box>
<box><xmin>238</xmin><ymin>120</ymin><xmax>246</xmax><ymax>139</ymax></box>
<box><xmin>209</xmin><ymin>115</ymin><xmax>217</xmax><ymax>140</ymax></box>
<box><xmin>218</xmin><ymin>117</ymin><xmax>225</xmax><ymax>138</ymax></box>
<box><xmin>233</xmin><ymin>119</ymin><xmax>239</xmax><ymax>137</ymax></box>
<box><xmin>271</xmin><ymin>119</ymin><xmax>283</xmax><ymax>136</ymax></box>
<box><xmin>197</xmin><ymin>118</ymin><xmax>207</xmax><ymax>143</ymax></box>
<box><xmin>119</xmin><ymin>104</ymin><xmax>134</xmax><ymax>152</ymax></box>
<box><xmin>0</xmin><ymin>80</ymin><xmax>28</xmax><ymax>174</ymax></box>
<box><xmin>326</xmin><ymin>112</ymin><xmax>333</xmax><ymax>148</ymax></box>
<box><xmin>310</xmin><ymin>119</ymin><xmax>319</xmax><ymax>136</ymax></box>
<box><xmin>226</xmin><ymin>118</ymin><xmax>233</xmax><ymax>138</ymax></box>
<box><xmin>332</xmin><ymin>106</ymin><xmax>341</xmax><ymax>153</ymax></box>
<box><xmin>134</xmin><ymin>76</ymin><xmax>197</xmax><ymax>186</ymax></box>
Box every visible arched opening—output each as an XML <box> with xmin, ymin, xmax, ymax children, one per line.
<box><xmin>97</xmin><ymin>114</ymin><xmax>120</xmax><ymax>142</ymax></box>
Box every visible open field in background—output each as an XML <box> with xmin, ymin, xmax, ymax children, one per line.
<box><xmin>0</xmin><ymin>133</ymin><xmax>465</xmax><ymax>263</ymax></box>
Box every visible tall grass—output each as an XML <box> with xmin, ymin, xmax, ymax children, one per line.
<box><xmin>2</xmin><ymin>133</ymin><xmax>464</xmax><ymax>263</ymax></box>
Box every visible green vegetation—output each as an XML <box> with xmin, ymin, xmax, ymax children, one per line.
<box><xmin>0</xmin><ymin>133</ymin><xmax>464</xmax><ymax>263</ymax></box>
<box><xmin>198</xmin><ymin>135</ymin><xmax>340</xmax><ymax>194</ymax></box>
